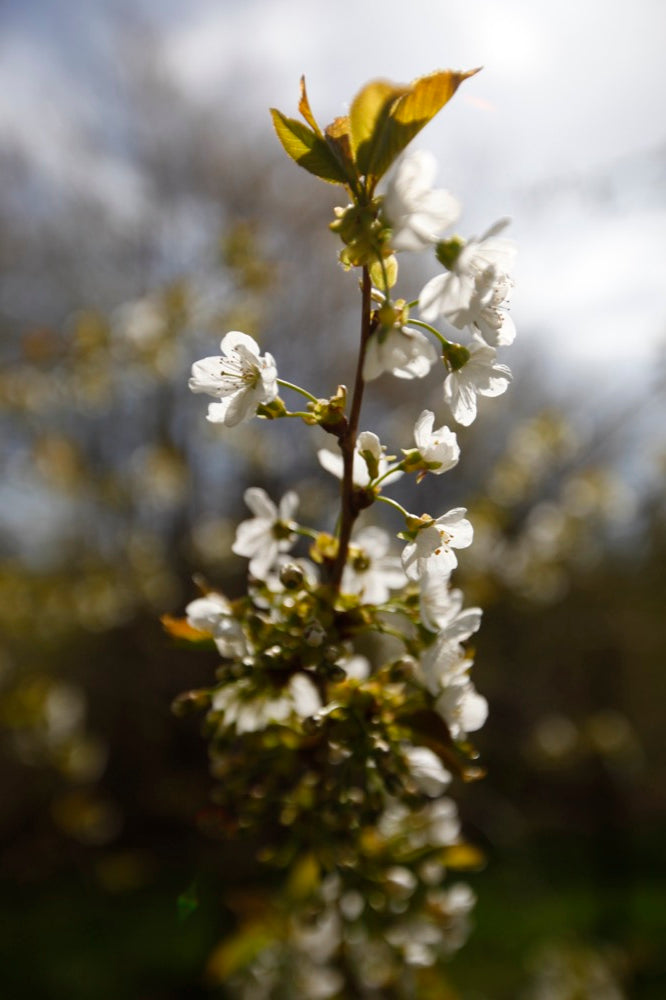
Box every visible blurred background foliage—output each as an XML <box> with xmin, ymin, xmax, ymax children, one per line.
<box><xmin>1</xmin><ymin>50</ymin><xmax>665</xmax><ymax>1000</ymax></box>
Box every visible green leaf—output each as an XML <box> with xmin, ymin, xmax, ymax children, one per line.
<box><xmin>350</xmin><ymin>79</ymin><xmax>408</xmax><ymax>176</ymax></box>
<box><xmin>269</xmin><ymin>109</ymin><xmax>349</xmax><ymax>184</ymax></box>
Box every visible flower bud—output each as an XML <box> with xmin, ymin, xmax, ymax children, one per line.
<box><xmin>171</xmin><ymin>689</ymin><xmax>211</xmax><ymax>716</ymax></box>
<box><xmin>303</xmin><ymin>619</ymin><xmax>326</xmax><ymax>647</ymax></box>
<box><xmin>279</xmin><ymin>562</ymin><xmax>305</xmax><ymax>589</ymax></box>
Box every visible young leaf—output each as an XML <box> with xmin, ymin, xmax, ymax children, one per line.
<box><xmin>298</xmin><ymin>75</ymin><xmax>321</xmax><ymax>135</ymax></box>
<box><xmin>206</xmin><ymin>921</ymin><xmax>275</xmax><ymax>982</ymax></box>
<box><xmin>324</xmin><ymin>115</ymin><xmax>357</xmax><ymax>188</ymax></box>
<box><xmin>369</xmin><ymin>68</ymin><xmax>481</xmax><ymax>181</ymax></box>
<box><xmin>161</xmin><ymin>614</ymin><xmax>215</xmax><ymax>647</ymax></box>
<box><xmin>269</xmin><ymin>109</ymin><xmax>348</xmax><ymax>184</ymax></box>
<box><xmin>349</xmin><ymin>79</ymin><xmax>408</xmax><ymax>177</ymax></box>
<box><xmin>286</xmin><ymin>851</ymin><xmax>320</xmax><ymax>900</ymax></box>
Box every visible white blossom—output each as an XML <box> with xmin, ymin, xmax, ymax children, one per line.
<box><xmin>419</xmin><ymin>220</ymin><xmax>516</xmax><ymax>329</ymax></box>
<box><xmin>212</xmin><ymin>674</ymin><xmax>321</xmax><ymax>734</ymax></box>
<box><xmin>419</xmin><ymin>601</ymin><xmax>482</xmax><ymax>695</ymax></box>
<box><xmin>185</xmin><ymin>592</ymin><xmax>246</xmax><ymax>658</ymax></box>
<box><xmin>412</xmin><ymin>410</ymin><xmax>460</xmax><ymax>474</ymax></box>
<box><xmin>443</xmin><ymin>333</ymin><xmax>512</xmax><ymax>427</ymax></box>
<box><xmin>436</xmin><ymin>680</ymin><xmax>488</xmax><ymax>740</ymax></box>
<box><xmin>338</xmin><ymin>655</ymin><xmax>371</xmax><ymax>680</ymax></box>
<box><xmin>419</xmin><ymin>578</ymin><xmax>482</xmax><ymax>638</ymax></box>
<box><xmin>402</xmin><ymin>508</ymin><xmax>473</xmax><ymax>580</ymax></box>
<box><xmin>363</xmin><ymin>323</ymin><xmax>437</xmax><ymax>381</ymax></box>
<box><xmin>318</xmin><ymin>433</ymin><xmax>402</xmax><ymax>487</ymax></box>
<box><xmin>342</xmin><ymin>527</ymin><xmax>407</xmax><ymax>604</ymax></box>
<box><xmin>232</xmin><ymin>487</ymin><xmax>298</xmax><ymax>579</ymax></box>
<box><xmin>380</xmin><ymin>798</ymin><xmax>461</xmax><ymax>850</ymax></box>
<box><xmin>474</xmin><ymin>274</ymin><xmax>516</xmax><ymax>347</ymax></box>
<box><xmin>382</xmin><ymin>150</ymin><xmax>460</xmax><ymax>252</ymax></box>
<box><xmin>403</xmin><ymin>745</ymin><xmax>452</xmax><ymax>796</ymax></box>
<box><xmin>189</xmin><ymin>330</ymin><xmax>278</xmax><ymax>427</ymax></box>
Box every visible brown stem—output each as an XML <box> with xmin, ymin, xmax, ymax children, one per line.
<box><xmin>330</xmin><ymin>267</ymin><xmax>373</xmax><ymax>591</ymax></box>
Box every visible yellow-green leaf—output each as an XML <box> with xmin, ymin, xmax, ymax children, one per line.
<box><xmin>161</xmin><ymin>614</ymin><xmax>214</xmax><ymax>646</ymax></box>
<box><xmin>324</xmin><ymin>115</ymin><xmax>356</xmax><ymax>186</ymax></box>
<box><xmin>371</xmin><ymin>68</ymin><xmax>480</xmax><ymax>181</ymax></box>
<box><xmin>206</xmin><ymin>922</ymin><xmax>275</xmax><ymax>982</ymax></box>
<box><xmin>286</xmin><ymin>851</ymin><xmax>320</xmax><ymax>900</ymax></box>
<box><xmin>269</xmin><ymin>109</ymin><xmax>348</xmax><ymax>184</ymax></box>
<box><xmin>298</xmin><ymin>76</ymin><xmax>321</xmax><ymax>134</ymax></box>
<box><xmin>442</xmin><ymin>843</ymin><xmax>486</xmax><ymax>871</ymax></box>
<box><xmin>349</xmin><ymin>79</ymin><xmax>408</xmax><ymax>176</ymax></box>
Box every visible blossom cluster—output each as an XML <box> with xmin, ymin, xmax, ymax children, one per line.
<box><xmin>173</xmin><ymin>70</ymin><xmax>517</xmax><ymax>997</ymax></box>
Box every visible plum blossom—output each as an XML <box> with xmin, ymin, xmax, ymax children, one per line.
<box><xmin>380</xmin><ymin>797</ymin><xmax>461</xmax><ymax>850</ymax></box>
<box><xmin>473</xmin><ymin>275</ymin><xmax>516</xmax><ymax>347</ymax></box>
<box><xmin>436</xmin><ymin>681</ymin><xmax>488</xmax><ymax>740</ymax></box>
<box><xmin>337</xmin><ymin>655</ymin><xmax>371</xmax><ymax>680</ymax></box>
<box><xmin>403</xmin><ymin>744</ymin><xmax>452</xmax><ymax>796</ymax></box>
<box><xmin>419</xmin><ymin>577</ymin><xmax>482</xmax><ymax>637</ymax></box>
<box><xmin>212</xmin><ymin>674</ymin><xmax>321</xmax><ymax>734</ymax></box>
<box><xmin>410</xmin><ymin>410</ymin><xmax>460</xmax><ymax>476</ymax></box>
<box><xmin>185</xmin><ymin>592</ymin><xmax>246</xmax><ymax>658</ymax></box>
<box><xmin>232</xmin><ymin>487</ymin><xmax>298</xmax><ymax>579</ymax></box>
<box><xmin>382</xmin><ymin>150</ymin><xmax>460</xmax><ymax>252</ymax></box>
<box><xmin>189</xmin><ymin>331</ymin><xmax>278</xmax><ymax>427</ymax></box>
<box><xmin>419</xmin><ymin>594</ymin><xmax>482</xmax><ymax>695</ymax></box>
<box><xmin>443</xmin><ymin>332</ymin><xmax>512</xmax><ymax>427</ymax></box>
<box><xmin>318</xmin><ymin>431</ymin><xmax>402</xmax><ymax>487</ymax></box>
<box><xmin>418</xmin><ymin>220</ymin><xmax>516</xmax><ymax>329</ymax></box>
<box><xmin>402</xmin><ymin>508</ymin><xmax>473</xmax><ymax>580</ymax></box>
<box><xmin>342</xmin><ymin>526</ymin><xmax>407</xmax><ymax>604</ymax></box>
<box><xmin>364</xmin><ymin>321</ymin><xmax>437</xmax><ymax>382</ymax></box>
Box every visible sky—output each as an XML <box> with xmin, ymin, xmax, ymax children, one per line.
<box><xmin>1</xmin><ymin>0</ymin><xmax>665</xmax><ymax>378</ymax></box>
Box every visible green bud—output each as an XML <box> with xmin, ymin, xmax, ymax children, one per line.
<box><xmin>435</xmin><ymin>235</ymin><xmax>466</xmax><ymax>271</ymax></box>
<box><xmin>311</xmin><ymin>385</ymin><xmax>348</xmax><ymax>435</ymax></box>
<box><xmin>330</xmin><ymin>200</ymin><xmax>385</xmax><ymax>268</ymax></box>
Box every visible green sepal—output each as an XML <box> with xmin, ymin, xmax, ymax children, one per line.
<box><xmin>359</xmin><ymin>446</ymin><xmax>380</xmax><ymax>482</ymax></box>
<box><xmin>436</xmin><ymin>235</ymin><xmax>466</xmax><ymax>270</ymax></box>
<box><xmin>443</xmin><ymin>342</ymin><xmax>471</xmax><ymax>372</ymax></box>
<box><xmin>257</xmin><ymin>397</ymin><xmax>287</xmax><ymax>420</ymax></box>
